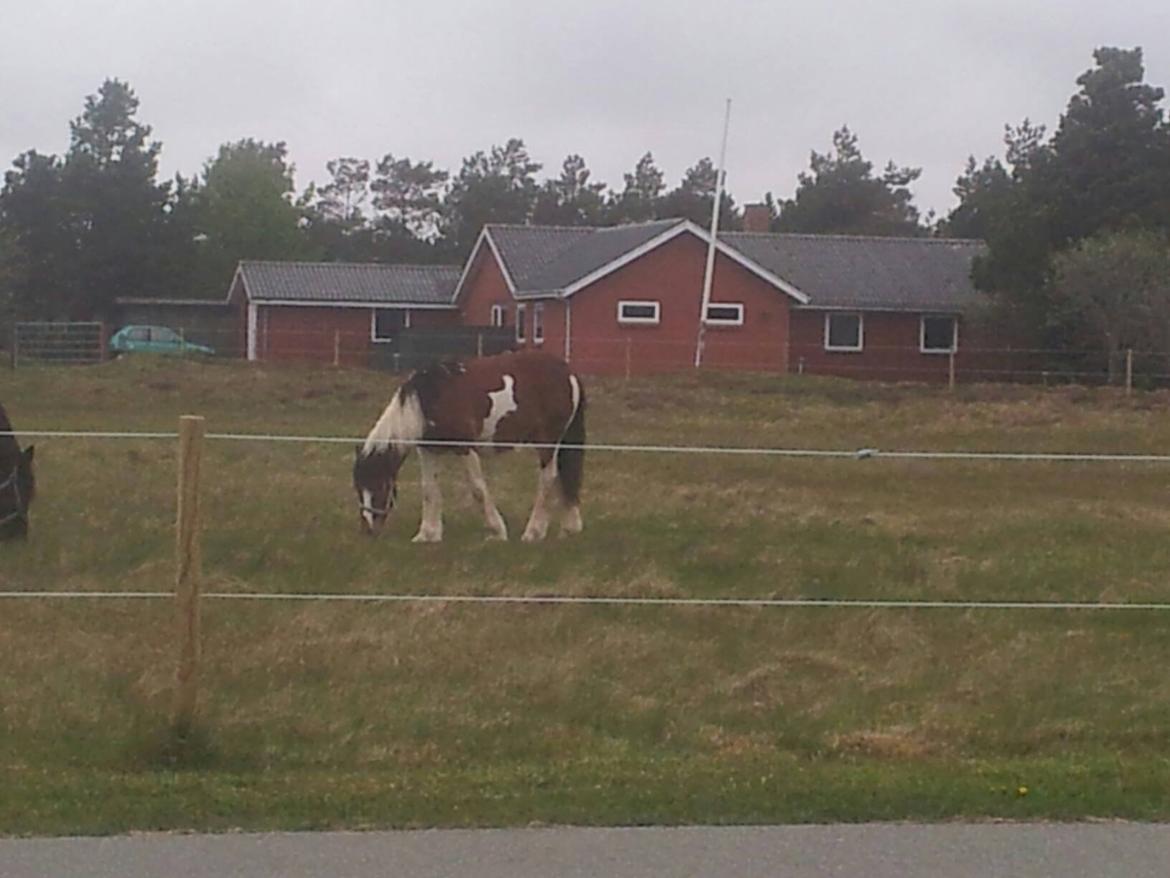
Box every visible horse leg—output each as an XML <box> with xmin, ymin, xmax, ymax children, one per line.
<box><xmin>412</xmin><ymin>449</ymin><xmax>444</xmax><ymax>543</ymax></box>
<box><xmin>463</xmin><ymin>450</ymin><xmax>508</xmax><ymax>540</ymax></box>
<box><xmin>521</xmin><ymin>451</ymin><xmax>558</xmax><ymax>543</ymax></box>
<box><xmin>560</xmin><ymin>503</ymin><xmax>583</xmax><ymax>536</ymax></box>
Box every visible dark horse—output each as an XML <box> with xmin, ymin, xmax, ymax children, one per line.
<box><xmin>353</xmin><ymin>350</ymin><xmax>586</xmax><ymax>542</ymax></box>
<box><xmin>0</xmin><ymin>402</ymin><xmax>35</xmax><ymax>541</ymax></box>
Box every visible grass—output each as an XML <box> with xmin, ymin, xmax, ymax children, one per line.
<box><xmin>3</xmin><ymin>356</ymin><xmax>1170</xmax><ymax>835</ymax></box>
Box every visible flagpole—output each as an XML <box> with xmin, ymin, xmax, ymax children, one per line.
<box><xmin>694</xmin><ymin>98</ymin><xmax>732</xmax><ymax>369</ymax></box>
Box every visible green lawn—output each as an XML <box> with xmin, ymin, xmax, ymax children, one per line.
<box><xmin>2</xmin><ymin>356</ymin><xmax>1170</xmax><ymax>835</ymax></box>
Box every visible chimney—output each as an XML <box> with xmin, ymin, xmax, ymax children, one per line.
<box><xmin>742</xmin><ymin>203</ymin><xmax>772</xmax><ymax>233</ymax></box>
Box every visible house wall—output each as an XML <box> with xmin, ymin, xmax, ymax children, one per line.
<box><xmin>258</xmin><ymin>305</ymin><xmax>372</xmax><ymax>366</ymax></box>
<box><xmin>456</xmin><ymin>245</ymin><xmax>570</xmax><ymax>357</ymax></box>
<box><xmin>565</xmin><ymin>232</ymin><xmax>791</xmax><ymax>376</ymax></box>
<box><xmin>458</xmin><ymin>246</ymin><xmax>513</xmax><ymax>331</ymax></box>
<box><xmin>789</xmin><ymin>309</ymin><xmax>972</xmax><ymax>383</ymax></box>
<box><xmin>504</xmin><ymin>298</ymin><xmax>566</xmax><ymax>360</ymax></box>
<box><xmin>254</xmin><ymin>305</ymin><xmax>460</xmax><ymax>367</ymax></box>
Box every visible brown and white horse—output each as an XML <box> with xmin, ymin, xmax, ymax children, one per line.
<box><xmin>0</xmin><ymin>401</ymin><xmax>36</xmax><ymax>541</ymax></box>
<box><xmin>353</xmin><ymin>350</ymin><xmax>586</xmax><ymax>542</ymax></box>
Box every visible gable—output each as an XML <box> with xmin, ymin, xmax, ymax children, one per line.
<box><xmin>468</xmin><ymin>220</ymin><xmax>808</xmax><ymax>304</ymax></box>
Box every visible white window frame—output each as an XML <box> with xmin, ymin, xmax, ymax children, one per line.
<box><xmin>824</xmin><ymin>312</ymin><xmax>864</xmax><ymax>352</ymax></box>
<box><xmin>704</xmin><ymin>302</ymin><xmax>744</xmax><ymax>326</ymax></box>
<box><xmin>617</xmin><ymin>300</ymin><xmax>661</xmax><ymax>325</ymax></box>
<box><xmin>920</xmin><ymin>315</ymin><xmax>958</xmax><ymax>354</ymax></box>
<box><xmin>490</xmin><ymin>304</ymin><xmax>506</xmax><ymax>327</ymax></box>
<box><xmin>533</xmin><ymin>302</ymin><xmax>545</xmax><ymax>344</ymax></box>
<box><xmin>515</xmin><ymin>303</ymin><xmax>527</xmax><ymax>343</ymax></box>
<box><xmin>371</xmin><ymin>308</ymin><xmax>411</xmax><ymax>342</ymax></box>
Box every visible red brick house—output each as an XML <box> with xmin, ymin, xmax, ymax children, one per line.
<box><xmin>227</xmin><ymin>261</ymin><xmax>461</xmax><ymax>366</ymax></box>
<box><xmin>456</xmin><ymin>218</ymin><xmax>985</xmax><ymax>379</ymax></box>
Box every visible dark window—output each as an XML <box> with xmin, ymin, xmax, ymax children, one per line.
<box><xmin>515</xmin><ymin>304</ymin><xmax>527</xmax><ymax>342</ymax></box>
<box><xmin>825</xmin><ymin>313</ymin><xmax>863</xmax><ymax>351</ymax></box>
<box><xmin>373</xmin><ymin>310</ymin><xmax>408</xmax><ymax>341</ymax></box>
<box><xmin>617</xmin><ymin>301</ymin><xmax>660</xmax><ymax>324</ymax></box>
<box><xmin>533</xmin><ymin>303</ymin><xmax>544</xmax><ymax>343</ymax></box>
<box><xmin>921</xmin><ymin>316</ymin><xmax>957</xmax><ymax>353</ymax></box>
<box><xmin>490</xmin><ymin>304</ymin><xmax>506</xmax><ymax>327</ymax></box>
<box><xmin>126</xmin><ymin>327</ymin><xmax>149</xmax><ymax>342</ymax></box>
<box><xmin>705</xmin><ymin>303</ymin><xmax>744</xmax><ymax>325</ymax></box>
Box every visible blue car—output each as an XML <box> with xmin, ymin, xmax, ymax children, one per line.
<box><xmin>110</xmin><ymin>325</ymin><xmax>215</xmax><ymax>356</ymax></box>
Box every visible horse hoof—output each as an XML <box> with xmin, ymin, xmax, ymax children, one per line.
<box><xmin>561</xmin><ymin>508</ymin><xmax>583</xmax><ymax>535</ymax></box>
<box><xmin>486</xmin><ymin>530</ymin><xmax>509</xmax><ymax>542</ymax></box>
<box><xmin>412</xmin><ymin>531</ymin><xmax>442</xmax><ymax>544</ymax></box>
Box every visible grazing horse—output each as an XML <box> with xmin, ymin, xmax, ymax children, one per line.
<box><xmin>353</xmin><ymin>350</ymin><xmax>586</xmax><ymax>543</ymax></box>
<box><xmin>0</xmin><ymin>402</ymin><xmax>35</xmax><ymax>541</ymax></box>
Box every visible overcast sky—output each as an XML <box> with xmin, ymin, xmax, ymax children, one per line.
<box><xmin>2</xmin><ymin>0</ymin><xmax>1169</xmax><ymax>220</ymax></box>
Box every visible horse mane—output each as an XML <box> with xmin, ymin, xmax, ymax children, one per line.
<box><xmin>360</xmin><ymin>362</ymin><xmax>464</xmax><ymax>457</ymax></box>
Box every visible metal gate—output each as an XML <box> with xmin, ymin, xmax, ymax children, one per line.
<box><xmin>12</xmin><ymin>322</ymin><xmax>106</xmax><ymax>366</ymax></box>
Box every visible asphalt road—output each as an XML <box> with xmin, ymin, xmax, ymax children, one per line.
<box><xmin>2</xmin><ymin>824</ymin><xmax>1168</xmax><ymax>877</ymax></box>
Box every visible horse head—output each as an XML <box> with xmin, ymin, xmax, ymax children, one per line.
<box><xmin>353</xmin><ymin>445</ymin><xmax>403</xmax><ymax>536</ymax></box>
<box><xmin>0</xmin><ymin>445</ymin><xmax>35</xmax><ymax>541</ymax></box>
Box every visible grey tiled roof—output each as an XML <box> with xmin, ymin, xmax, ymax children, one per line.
<box><xmin>723</xmin><ymin>232</ymin><xmax>985</xmax><ymax>312</ymax></box>
<box><xmin>487</xmin><ymin>220</ymin><xmax>684</xmax><ymax>297</ymax></box>
<box><xmin>484</xmin><ymin>221</ymin><xmax>983</xmax><ymax>312</ymax></box>
<box><xmin>238</xmin><ymin>261</ymin><xmax>460</xmax><ymax>306</ymax></box>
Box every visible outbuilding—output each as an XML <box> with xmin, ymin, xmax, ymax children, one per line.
<box><xmin>227</xmin><ymin>261</ymin><xmax>462</xmax><ymax>366</ymax></box>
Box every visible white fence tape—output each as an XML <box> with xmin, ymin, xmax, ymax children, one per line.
<box><xmin>2</xmin><ymin>591</ymin><xmax>1170</xmax><ymax>611</ymax></box>
<box><xmin>4</xmin><ymin>429</ymin><xmax>1170</xmax><ymax>463</ymax></box>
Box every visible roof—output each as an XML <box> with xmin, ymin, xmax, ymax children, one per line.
<box><xmin>723</xmin><ymin>232</ymin><xmax>985</xmax><ymax>312</ymax></box>
<box><xmin>485</xmin><ymin>220</ymin><xmax>682</xmax><ymax>298</ymax></box>
<box><xmin>115</xmin><ymin>297</ymin><xmax>234</xmax><ymax>308</ymax></box>
<box><xmin>234</xmin><ymin>261</ymin><xmax>461</xmax><ymax>307</ymax></box>
<box><xmin>476</xmin><ymin>221</ymin><xmax>983</xmax><ymax>312</ymax></box>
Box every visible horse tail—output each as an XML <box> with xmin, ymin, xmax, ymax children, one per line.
<box><xmin>557</xmin><ymin>376</ymin><xmax>586</xmax><ymax>506</ymax></box>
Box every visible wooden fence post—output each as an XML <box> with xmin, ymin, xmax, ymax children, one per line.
<box><xmin>1126</xmin><ymin>348</ymin><xmax>1134</xmax><ymax>395</ymax></box>
<box><xmin>173</xmin><ymin>415</ymin><xmax>205</xmax><ymax>735</ymax></box>
<box><xmin>948</xmin><ymin>351</ymin><xmax>956</xmax><ymax>392</ymax></box>
<box><xmin>476</xmin><ymin>332</ymin><xmax>484</xmax><ymax>358</ymax></box>
<box><xmin>333</xmin><ymin>330</ymin><xmax>341</xmax><ymax>368</ymax></box>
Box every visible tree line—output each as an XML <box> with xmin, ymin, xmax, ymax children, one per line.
<box><xmin>2</xmin><ymin>46</ymin><xmax>1169</xmax><ymax>366</ymax></box>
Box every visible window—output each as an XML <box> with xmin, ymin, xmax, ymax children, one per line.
<box><xmin>617</xmin><ymin>300</ymin><xmax>661</xmax><ymax>325</ymax></box>
<box><xmin>126</xmin><ymin>327</ymin><xmax>149</xmax><ymax>342</ymax></box>
<box><xmin>515</xmin><ymin>303</ymin><xmax>527</xmax><ymax>343</ymax></box>
<box><xmin>824</xmin><ymin>313</ymin><xmax>863</xmax><ymax>352</ymax></box>
<box><xmin>372</xmin><ymin>309</ymin><xmax>409</xmax><ymax>342</ymax></box>
<box><xmin>705</xmin><ymin>303</ymin><xmax>744</xmax><ymax>326</ymax></box>
<box><xmin>921</xmin><ymin>315</ymin><xmax>957</xmax><ymax>353</ymax></box>
<box><xmin>490</xmin><ymin>304</ymin><xmax>506</xmax><ymax>327</ymax></box>
<box><xmin>533</xmin><ymin>303</ymin><xmax>544</xmax><ymax>344</ymax></box>
<box><xmin>151</xmin><ymin>326</ymin><xmax>180</xmax><ymax>343</ymax></box>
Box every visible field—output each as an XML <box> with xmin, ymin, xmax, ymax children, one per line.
<box><xmin>3</xmin><ymin>357</ymin><xmax>1170</xmax><ymax>836</ymax></box>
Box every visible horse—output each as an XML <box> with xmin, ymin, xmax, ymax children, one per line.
<box><xmin>353</xmin><ymin>350</ymin><xmax>586</xmax><ymax>543</ymax></box>
<box><xmin>0</xmin><ymin>401</ymin><xmax>36</xmax><ymax>541</ymax></box>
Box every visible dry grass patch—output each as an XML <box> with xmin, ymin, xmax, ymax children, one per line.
<box><xmin>6</xmin><ymin>360</ymin><xmax>1170</xmax><ymax>830</ymax></box>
